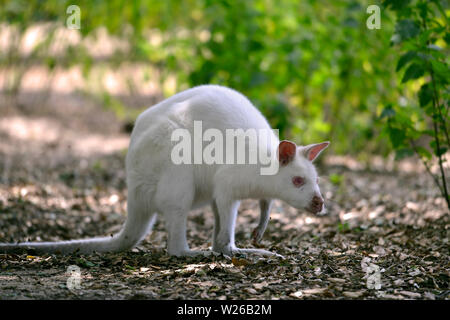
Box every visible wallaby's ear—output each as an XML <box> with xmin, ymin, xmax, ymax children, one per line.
<box><xmin>302</xmin><ymin>142</ymin><xmax>330</xmax><ymax>162</ymax></box>
<box><xmin>278</xmin><ymin>140</ymin><xmax>297</xmax><ymax>166</ymax></box>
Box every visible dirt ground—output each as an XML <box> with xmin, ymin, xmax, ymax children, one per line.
<box><xmin>0</xmin><ymin>90</ymin><xmax>448</xmax><ymax>300</ymax></box>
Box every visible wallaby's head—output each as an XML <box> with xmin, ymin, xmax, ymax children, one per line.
<box><xmin>275</xmin><ymin>140</ymin><xmax>329</xmax><ymax>214</ymax></box>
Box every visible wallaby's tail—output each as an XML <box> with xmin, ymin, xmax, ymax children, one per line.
<box><xmin>0</xmin><ymin>235</ymin><xmax>125</xmax><ymax>254</ymax></box>
<box><xmin>0</xmin><ymin>188</ymin><xmax>157</xmax><ymax>254</ymax></box>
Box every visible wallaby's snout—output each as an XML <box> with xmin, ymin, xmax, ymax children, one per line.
<box><xmin>310</xmin><ymin>195</ymin><xmax>324</xmax><ymax>214</ymax></box>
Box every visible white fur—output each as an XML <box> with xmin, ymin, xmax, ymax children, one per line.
<box><xmin>0</xmin><ymin>85</ymin><xmax>328</xmax><ymax>257</ymax></box>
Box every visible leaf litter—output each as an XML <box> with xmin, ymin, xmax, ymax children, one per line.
<box><xmin>0</xmin><ymin>105</ymin><xmax>448</xmax><ymax>300</ymax></box>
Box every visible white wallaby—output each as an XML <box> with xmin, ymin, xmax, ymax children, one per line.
<box><xmin>0</xmin><ymin>85</ymin><xmax>329</xmax><ymax>257</ymax></box>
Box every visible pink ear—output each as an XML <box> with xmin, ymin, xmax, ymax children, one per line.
<box><xmin>303</xmin><ymin>142</ymin><xmax>330</xmax><ymax>161</ymax></box>
<box><xmin>278</xmin><ymin>140</ymin><xmax>297</xmax><ymax>165</ymax></box>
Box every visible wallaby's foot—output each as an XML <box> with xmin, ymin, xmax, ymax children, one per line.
<box><xmin>234</xmin><ymin>248</ymin><xmax>285</xmax><ymax>259</ymax></box>
<box><xmin>213</xmin><ymin>244</ymin><xmax>284</xmax><ymax>259</ymax></box>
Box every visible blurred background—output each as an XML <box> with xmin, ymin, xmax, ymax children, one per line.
<box><xmin>0</xmin><ymin>0</ymin><xmax>403</xmax><ymax>158</ymax></box>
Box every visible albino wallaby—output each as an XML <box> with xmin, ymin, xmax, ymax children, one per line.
<box><xmin>0</xmin><ymin>85</ymin><xmax>329</xmax><ymax>257</ymax></box>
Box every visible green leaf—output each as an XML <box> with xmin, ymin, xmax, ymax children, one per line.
<box><xmin>337</xmin><ymin>222</ymin><xmax>350</xmax><ymax>233</ymax></box>
<box><xmin>380</xmin><ymin>105</ymin><xmax>396</xmax><ymax>119</ymax></box>
<box><xmin>430</xmin><ymin>140</ymin><xmax>448</xmax><ymax>156</ymax></box>
<box><xmin>395</xmin><ymin>19</ymin><xmax>420</xmax><ymax>42</ymax></box>
<box><xmin>430</xmin><ymin>59</ymin><xmax>449</xmax><ymax>80</ymax></box>
<box><xmin>415</xmin><ymin>146</ymin><xmax>432</xmax><ymax>160</ymax></box>
<box><xmin>76</xmin><ymin>258</ymin><xmax>95</xmax><ymax>268</ymax></box>
<box><xmin>389</xmin><ymin>127</ymin><xmax>406</xmax><ymax>148</ymax></box>
<box><xmin>395</xmin><ymin>148</ymin><xmax>414</xmax><ymax>159</ymax></box>
<box><xmin>46</xmin><ymin>57</ymin><xmax>56</xmax><ymax>70</ymax></box>
<box><xmin>329</xmin><ymin>173</ymin><xmax>343</xmax><ymax>186</ymax></box>
<box><xmin>417</xmin><ymin>1</ymin><xmax>429</xmax><ymax>20</ymax></box>
<box><xmin>396</xmin><ymin>51</ymin><xmax>417</xmax><ymax>71</ymax></box>
<box><xmin>420</xmin><ymin>129</ymin><xmax>434</xmax><ymax>137</ymax></box>
<box><xmin>402</xmin><ymin>63</ymin><xmax>425</xmax><ymax>83</ymax></box>
<box><xmin>395</xmin><ymin>107</ymin><xmax>415</xmax><ymax>127</ymax></box>
<box><xmin>383</xmin><ymin>0</ymin><xmax>412</xmax><ymax>11</ymax></box>
<box><xmin>418</xmin><ymin>83</ymin><xmax>433</xmax><ymax>107</ymax></box>
<box><xmin>440</xmin><ymin>147</ymin><xmax>448</xmax><ymax>156</ymax></box>
<box><xmin>445</xmin><ymin>32</ymin><xmax>450</xmax><ymax>45</ymax></box>
<box><xmin>423</xmin><ymin>104</ymin><xmax>435</xmax><ymax>117</ymax></box>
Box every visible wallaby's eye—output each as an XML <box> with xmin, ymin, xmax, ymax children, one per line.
<box><xmin>292</xmin><ymin>176</ymin><xmax>305</xmax><ymax>187</ymax></box>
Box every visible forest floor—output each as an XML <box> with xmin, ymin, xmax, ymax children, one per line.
<box><xmin>0</xmin><ymin>90</ymin><xmax>448</xmax><ymax>300</ymax></box>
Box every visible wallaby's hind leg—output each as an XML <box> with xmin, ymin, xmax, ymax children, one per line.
<box><xmin>252</xmin><ymin>199</ymin><xmax>273</xmax><ymax>244</ymax></box>
<box><xmin>156</xmin><ymin>167</ymin><xmax>209</xmax><ymax>257</ymax></box>
<box><xmin>162</xmin><ymin>208</ymin><xmax>211</xmax><ymax>257</ymax></box>
<box><xmin>163</xmin><ymin>209</ymin><xmax>199</xmax><ymax>256</ymax></box>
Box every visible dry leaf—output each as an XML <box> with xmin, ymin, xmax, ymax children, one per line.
<box><xmin>398</xmin><ymin>291</ymin><xmax>421</xmax><ymax>299</ymax></box>
<box><xmin>290</xmin><ymin>291</ymin><xmax>303</xmax><ymax>299</ymax></box>
<box><xmin>253</xmin><ymin>281</ymin><xmax>269</xmax><ymax>290</ymax></box>
<box><xmin>343</xmin><ymin>291</ymin><xmax>364</xmax><ymax>298</ymax></box>
<box><xmin>302</xmin><ymin>288</ymin><xmax>327</xmax><ymax>296</ymax></box>
<box><xmin>231</xmin><ymin>257</ymin><xmax>250</xmax><ymax>267</ymax></box>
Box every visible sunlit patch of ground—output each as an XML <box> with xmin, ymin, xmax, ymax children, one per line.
<box><xmin>0</xmin><ymin>115</ymin><xmax>129</xmax><ymax>157</ymax></box>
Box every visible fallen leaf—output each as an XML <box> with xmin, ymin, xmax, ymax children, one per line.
<box><xmin>398</xmin><ymin>291</ymin><xmax>421</xmax><ymax>299</ymax></box>
<box><xmin>245</xmin><ymin>288</ymin><xmax>258</xmax><ymax>294</ymax></box>
<box><xmin>232</xmin><ymin>257</ymin><xmax>250</xmax><ymax>267</ymax></box>
<box><xmin>253</xmin><ymin>281</ymin><xmax>269</xmax><ymax>290</ymax></box>
<box><xmin>343</xmin><ymin>291</ymin><xmax>364</xmax><ymax>298</ymax></box>
<box><xmin>302</xmin><ymin>288</ymin><xmax>327</xmax><ymax>296</ymax></box>
<box><xmin>290</xmin><ymin>291</ymin><xmax>303</xmax><ymax>299</ymax></box>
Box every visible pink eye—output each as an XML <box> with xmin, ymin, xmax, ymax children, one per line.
<box><xmin>292</xmin><ymin>176</ymin><xmax>305</xmax><ymax>187</ymax></box>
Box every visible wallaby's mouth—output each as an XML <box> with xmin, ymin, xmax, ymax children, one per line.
<box><xmin>305</xmin><ymin>206</ymin><xmax>319</xmax><ymax>214</ymax></box>
<box><xmin>305</xmin><ymin>203</ymin><xmax>326</xmax><ymax>215</ymax></box>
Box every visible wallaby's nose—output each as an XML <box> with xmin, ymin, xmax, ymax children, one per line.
<box><xmin>311</xmin><ymin>195</ymin><xmax>324</xmax><ymax>212</ymax></box>
<box><xmin>312</xmin><ymin>195</ymin><xmax>324</xmax><ymax>205</ymax></box>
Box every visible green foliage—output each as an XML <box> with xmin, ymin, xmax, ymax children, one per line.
<box><xmin>185</xmin><ymin>0</ymin><xmax>399</xmax><ymax>150</ymax></box>
<box><xmin>329</xmin><ymin>173</ymin><xmax>344</xmax><ymax>186</ymax></box>
<box><xmin>337</xmin><ymin>222</ymin><xmax>350</xmax><ymax>233</ymax></box>
<box><xmin>381</xmin><ymin>0</ymin><xmax>449</xmax><ymax>208</ymax></box>
<box><xmin>0</xmin><ymin>0</ymin><xmax>402</xmax><ymax>156</ymax></box>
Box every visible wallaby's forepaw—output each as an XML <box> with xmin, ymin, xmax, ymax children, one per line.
<box><xmin>251</xmin><ymin>228</ymin><xmax>264</xmax><ymax>244</ymax></box>
<box><xmin>214</xmin><ymin>245</ymin><xmax>284</xmax><ymax>259</ymax></box>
